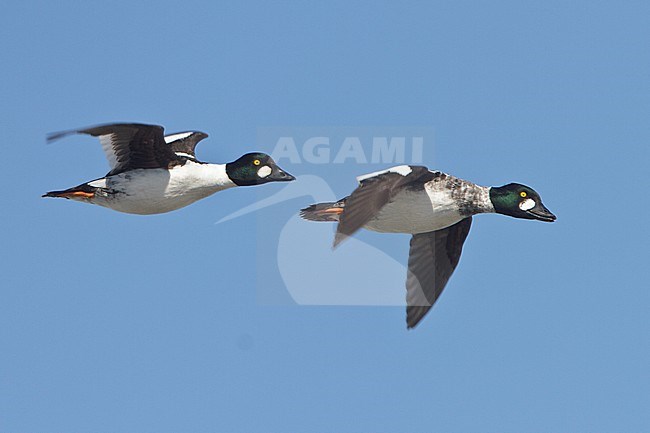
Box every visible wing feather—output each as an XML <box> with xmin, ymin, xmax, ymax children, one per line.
<box><xmin>334</xmin><ymin>166</ymin><xmax>433</xmax><ymax>247</ymax></box>
<box><xmin>47</xmin><ymin>123</ymin><xmax>180</xmax><ymax>175</ymax></box>
<box><xmin>406</xmin><ymin>217</ymin><xmax>472</xmax><ymax>328</ymax></box>
<box><xmin>164</xmin><ymin>131</ymin><xmax>209</xmax><ymax>159</ymax></box>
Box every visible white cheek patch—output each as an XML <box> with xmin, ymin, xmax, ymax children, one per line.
<box><xmin>519</xmin><ymin>198</ymin><xmax>536</xmax><ymax>211</ymax></box>
<box><xmin>257</xmin><ymin>165</ymin><xmax>272</xmax><ymax>178</ymax></box>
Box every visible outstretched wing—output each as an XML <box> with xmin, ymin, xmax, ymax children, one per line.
<box><xmin>47</xmin><ymin>123</ymin><xmax>181</xmax><ymax>176</ymax></box>
<box><xmin>164</xmin><ymin>131</ymin><xmax>209</xmax><ymax>160</ymax></box>
<box><xmin>406</xmin><ymin>217</ymin><xmax>473</xmax><ymax>329</ymax></box>
<box><xmin>334</xmin><ymin>166</ymin><xmax>434</xmax><ymax>247</ymax></box>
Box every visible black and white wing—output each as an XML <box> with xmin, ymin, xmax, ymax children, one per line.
<box><xmin>47</xmin><ymin>123</ymin><xmax>181</xmax><ymax>176</ymax></box>
<box><xmin>406</xmin><ymin>217</ymin><xmax>473</xmax><ymax>329</ymax></box>
<box><xmin>164</xmin><ymin>131</ymin><xmax>209</xmax><ymax>160</ymax></box>
<box><xmin>334</xmin><ymin>166</ymin><xmax>434</xmax><ymax>247</ymax></box>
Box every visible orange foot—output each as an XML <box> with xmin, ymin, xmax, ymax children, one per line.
<box><xmin>321</xmin><ymin>207</ymin><xmax>344</xmax><ymax>215</ymax></box>
<box><xmin>61</xmin><ymin>191</ymin><xmax>95</xmax><ymax>199</ymax></box>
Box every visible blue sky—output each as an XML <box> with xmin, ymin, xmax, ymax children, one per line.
<box><xmin>1</xmin><ymin>1</ymin><xmax>649</xmax><ymax>432</ymax></box>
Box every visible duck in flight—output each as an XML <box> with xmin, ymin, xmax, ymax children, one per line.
<box><xmin>300</xmin><ymin>165</ymin><xmax>556</xmax><ymax>329</ymax></box>
<box><xmin>43</xmin><ymin>123</ymin><xmax>295</xmax><ymax>214</ymax></box>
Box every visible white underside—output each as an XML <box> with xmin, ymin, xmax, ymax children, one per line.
<box><xmin>78</xmin><ymin>162</ymin><xmax>236</xmax><ymax>215</ymax></box>
<box><xmin>364</xmin><ymin>187</ymin><xmax>465</xmax><ymax>234</ymax></box>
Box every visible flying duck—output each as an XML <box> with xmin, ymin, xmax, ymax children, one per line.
<box><xmin>300</xmin><ymin>165</ymin><xmax>556</xmax><ymax>329</ymax></box>
<box><xmin>43</xmin><ymin>123</ymin><xmax>295</xmax><ymax>214</ymax></box>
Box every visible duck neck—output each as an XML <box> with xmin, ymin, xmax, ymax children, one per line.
<box><xmin>469</xmin><ymin>185</ymin><xmax>496</xmax><ymax>215</ymax></box>
<box><xmin>188</xmin><ymin>162</ymin><xmax>237</xmax><ymax>191</ymax></box>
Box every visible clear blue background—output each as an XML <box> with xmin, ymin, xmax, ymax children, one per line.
<box><xmin>1</xmin><ymin>1</ymin><xmax>649</xmax><ymax>432</ymax></box>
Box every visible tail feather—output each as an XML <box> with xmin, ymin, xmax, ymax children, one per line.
<box><xmin>300</xmin><ymin>200</ymin><xmax>346</xmax><ymax>222</ymax></box>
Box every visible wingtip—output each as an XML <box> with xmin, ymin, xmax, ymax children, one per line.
<box><xmin>332</xmin><ymin>232</ymin><xmax>347</xmax><ymax>249</ymax></box>
<box><xmin>45</xmin><ymin>132</ymin><xmax>61</xmax><ymax>144</ymax></box>
<box><xmin>46</xmin><ymin>129</ymin><xmax>75</xmax><ymax>144</ymax></box>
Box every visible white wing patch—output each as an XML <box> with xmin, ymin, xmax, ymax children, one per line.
<box><xmin>258</xmin><ymin>165</ymin><xmax>272</xmax><ymax>178</ymax></box>
<box><xmin>519</xmin><ymin>198</ymin><xmax>536</xmax><ymax>211</ymax></box>
<box><xmin>88</xmin><ymin>178</ymin><xmax>107</xmax><ymax>188</ymax></box>
<box><xmin>164</xmin><ymin>132</ymin><xmax>193</xmax><ymax>143</ymax></box>
<box><xmin>174</xmin><ymin>152</ymin><xmax>195</xmax><ymax>159</ymax></box>
<box><xmin>356</xmin><ymin>165</ymin><xmax>414</xmax><ymax>183</ymax></box>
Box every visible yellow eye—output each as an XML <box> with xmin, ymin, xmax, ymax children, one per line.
<box><xmin>253</xmin><ymin>159</ymin><xmax>261</xmax><ymax>166</ymax></box>
<box><xmin>520</xmin><ymin>191</ymin><xmax>527</xmax><ymax>198</ymax></box>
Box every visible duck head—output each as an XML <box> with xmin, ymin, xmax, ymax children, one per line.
<box><xmin>226</xmin><ymin>153</ymin><xmax>295</xmax><ymax>186</ymax></box>
<box><xmin>489</xmin><ymin>183</ymin><xmax>556</xmax><ymax>222</ymax></box>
